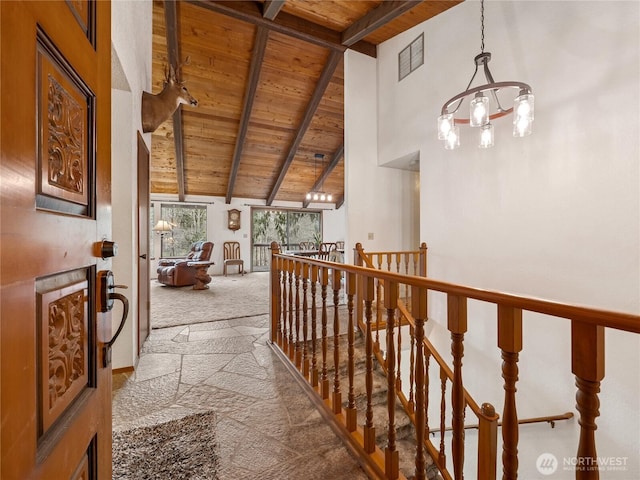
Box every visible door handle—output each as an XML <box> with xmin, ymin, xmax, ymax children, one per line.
<box><xmin>103</xmin><ymin>292</ymin><xmax>129</xmax><ymax>367</ymax></box>
<box><xmin>97</xmin><ymin>270</ymin><xmax>129</xmax><ymax>366</ymax></box>
<box><xmin>139</xmin><ymin>254</ymin><xmax>147</xmax><ymax>259</ymax></box>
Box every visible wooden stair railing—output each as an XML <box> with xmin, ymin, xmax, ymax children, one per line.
<box><xmin>270</xmin><ymin>242</ymin><xmax>640</xmax><ymax>480</ymax></box>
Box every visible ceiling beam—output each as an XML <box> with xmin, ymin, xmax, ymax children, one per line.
<box><xmin>302</xmin><ymin>145</ymin><xmax>344</xmax><ymax>208</ymax></box>
<box><xmin>226</xmin><ymin>26</ymin><xmax>269</xmax><ymax>204</ymax></box>
<box><xmin>266</xmin><ymin>50</ymin><xmax>342</xmax><ymax>206</ymax></box>
<box><xmin>341</xmin><ymin>0</ymin><xmax>422</xmax><ymax>46</ymax></box>
<box><xmin>262</xmin><ymin>0</ymin><xmax>285</xmax><ymax>20</ymax></box>
<box><xmin>164</xmin><ymin>0</ymin><xmax>186</xmax><ymax>201</ymax></box>
<box><xmin>189</xmin><ymin>0</ymin><xmax>376</xmax><ymax>57</ymax></box>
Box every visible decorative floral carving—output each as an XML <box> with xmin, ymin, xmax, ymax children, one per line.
<box><xmin>47</xmin><ymin>74</ymin><xmax>84</xmax><ymax>195</ymax></box>
<box><xmin>48</xmin><ymin>291</ymin><xmax>85</xmax><ymax>409</ymax></box>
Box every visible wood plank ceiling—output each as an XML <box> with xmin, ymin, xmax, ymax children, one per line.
<box><xmin>149</xmin><ymin>0</ymin><xmax>461</xmax><ymax>206</ymax></box>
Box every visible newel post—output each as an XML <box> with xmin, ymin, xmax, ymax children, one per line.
<box><xmin>448</xmin><ymin>294</ymin><xmax>467</xmax><ymax>480</ymax></box>
<box><xmin>571</xmin><ymin>320</ymin><xmax>605</xmax><ymax>480</ymax></box>
<box><xmin>498</xmin><ymin>305</ymin><xmax>523</xmax><ymax>480</ymax></box>
<box><xmin>270</xmin><ymin>242</ymin><xmax>281</xmax><ymax>343</ymax></box>
<box><xmin>419</xmin><ymin>242</ymin><xmax>428</xmax><ymax>277</ymax></box>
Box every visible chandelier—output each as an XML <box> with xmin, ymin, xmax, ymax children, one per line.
<box><xmin>437</xmin><ymin>0</ymin><xmax>534</xmax><ymax>149</ymax></box>
<box><xmin>306</xmin><ymin>153</ymin><xmax>333</xmax><ymax>202</ymax></box>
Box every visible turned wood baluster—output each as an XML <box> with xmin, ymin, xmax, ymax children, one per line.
<box><xmin>294</xmin><ymin>262</ymin><xmax>301</xmax><ymax>367</ymax></box>
<box><xmin>375</xmin><ymin>255</ymin><xmax>383</xmax><ymax>350</ymax></box>
<box><xmin>301</xmin><ymin>264</ymin><xmax>310</xmax><ymax>378</ymax></box>
<box><xmin>310</xmin><ymin>265</ymin><xmax>319</xmax><ymax>387</ymax></box>
<box><xmin>281</xmin><ymin>259</ymin><xmax>288</xmax><ymax>351</ymax></box>
<box><xmin>572</xmin><ymin>320</ymin><xmax>605</xmax><ymax>480</ymax></box>
<box><xmin>412</xmin><ymin>286</ymin><xmax>427</xmax><ymax>480</ymax></box>
<box><xmin>498</xmin><ymin>305</ymin><xmax>523</xmax><ymax>480</ymax></box>
<box><xmin>448</xmin><ymin>294</ymin><xmax>467</xmax><ymax>480</ymax></box>
<box><xmin>346</xmin><ymin>272</ymin><xmax>357</xmax><ymax>432</ymax></box>
<box><xmin>396</xmin><ymin>316</ymin><xmax>402</xmax><ymax>394</ymax></box>
<box><xmin>439</xmin><ymin>366</ymin><xmax>447</xmax><ymax>469</ymax></box>
<box><xmin>375</xmin><ymin>283</ymin><xmax>382</xmax><ymax>351</ymax></box>
<box><xmin>385</xmin><ymin>281</ymin><xmax>400</xmax><ymax>480</ymax></box>
<box><xmin>332</xmin><ymin>268</ymin><xmax>342</xmax><ymax>414</ymax></box>
<box><xmin>320</xmin><ymin>267</ymin><xmax>330</xmax><ymax>399</ymax></box>
<box><xmin>288</xmin><ymin>260</ymin><xmax>294</xmax><ymax>359</ymax></box>
<box><xmin>363</xmin><ymin>276</ymin><xmax>376</xmax><ymax>454</ymax></box>
<box><xmin>354</xmin><ymin>244</ymin><xmax>364</xmax><ymax>331</ymax></box>
<box><xmin>270</xmin><ymin>243</ymin><xmax>281</xmax><ymax>343</ymax></box>
<box><xmin>408</xmin><ymin>325</ymin><xmax>415</xmax><ymax>413</ymax></box>
<box><xmin>425</xmin><ymin>349</ymin><xmax>430</xmax><ymax>439</ymax></box>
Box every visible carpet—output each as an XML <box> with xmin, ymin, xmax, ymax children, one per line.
<box><xmin>151</xmin><ymin>271</ymin><xmax>346</xmax><ymax>329</ymax></box>
<box><xmin>151</xmin><ymin>272</ymin><xmax>272</xmax><ymax>329</ymax></box>
<box><xmin>112</xmin><ymin>411</ymin><xmax>219</xmax><ymax>480</ymax></box>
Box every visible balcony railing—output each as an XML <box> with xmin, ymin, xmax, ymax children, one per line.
<box><xmin>269</xmin><ymin>242</ymin><xmax>639</xmax><ymax>480</ymax></box>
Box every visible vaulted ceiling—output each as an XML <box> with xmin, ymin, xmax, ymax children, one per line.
<box><xmin>149</xmin><ymin>0</ymin><xmax>461</xmax><ymax>207</ymax></box>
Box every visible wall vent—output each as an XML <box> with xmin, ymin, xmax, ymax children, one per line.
<box><xmin>398</xmin><ymin>33</ymin><xmax>424</xmax><ymax>81</ymax></box>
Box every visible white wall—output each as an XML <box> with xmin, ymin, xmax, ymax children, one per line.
<box><xmin>344</xmin><ymin>50</ymin><xmax>419</xmax><ymax>264</ymax></box>
<box><xmin>111</xmin><ymin>0</ymin><xmax>152</xmax><ymax>369</ymax></box>
<box><xmin>373</xmin><ymin>1</ymin><xmax>639</xmax><ymax>478</ymax></box>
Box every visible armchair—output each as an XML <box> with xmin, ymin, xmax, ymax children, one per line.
<box><xmin>157</xmin><ymin>241</ymin><xmax>214</xmax><ymax>287</ymax></box>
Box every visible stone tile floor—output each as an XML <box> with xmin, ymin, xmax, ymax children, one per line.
<box><xmin>112</xmin><ymin>314</ymin><xmax>368</xmax><ymax>479</ymax></box>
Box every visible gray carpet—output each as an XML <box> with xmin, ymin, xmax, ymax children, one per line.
<box><xmin>112</xmin><ymin>411</ymin><xmax>219</xmax><ymax>480</ymax></box>
<box><xmin>151</xmin><ymin>271</ymin><xmax>345</xmax><ymax>329</ymax></box>
<box><xmin>151</xmin><ymin>272</ymin><xmax>272</xmax><ymax>329</ymax></box>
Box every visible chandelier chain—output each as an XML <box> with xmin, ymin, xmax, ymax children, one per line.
<box><xmin>480</xmin><ymin>0</ymin><xmax>485</xmax><ymax>53</ymax></box>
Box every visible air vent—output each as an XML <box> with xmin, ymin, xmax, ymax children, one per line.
<box><xmin>398</xmin><ymin>33</ymin><xmax>424</xmax><ymax>81</ymax></box>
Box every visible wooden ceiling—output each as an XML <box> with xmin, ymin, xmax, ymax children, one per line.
<box><xmin>149</xmin><ymin>0</ymin><xmax>461</xmax><ymax>207</ymax></box>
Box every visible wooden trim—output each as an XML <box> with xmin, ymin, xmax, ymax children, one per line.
<box><xmin>226</xmin><ymin>26</ymin><xmax>269</xmax><ymax>204</ymax></box>
<box><xmin>303</xmin><ymin>144</ymin><xmax>343</xmax><ymax>208</ymax></box>
<box><xmin>188</xmin><ymin>0</ymin><xmax>377</xmax><ymax>58</ymax></box>
<box><xmin>341</xmin><ymin>0</ymin><xmax>422</xmax><ymax>46</ymax></box>
<box><xmin>262</xmin><ymin>0</ymin><xmax>285</xmax><ymax>20</ymax></box>
<box><xmin>335</xmin><ymin>195</ymin><xmax>344</xmax><ymax>210</ymax></box>
<box><xmin>112</xmin><ymin>366</ymin><xmax>135</xmax><ymax>375</ymax></box>
<box><xmin>266</xmin><ymin>50</ymin><xmax>342</xmax><ymax>205</ymax></box>
<box><xmin>164</xmin><ymin>0</ymin><xmax>186</xmax><ymax>201</ymax></box>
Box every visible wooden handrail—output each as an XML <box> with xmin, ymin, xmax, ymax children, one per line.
<box><xmin>270</xmin><ymin>242</ymin><xmax>640</xmax><ymax>480</ymax></box>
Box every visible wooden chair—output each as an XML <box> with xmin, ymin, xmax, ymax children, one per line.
<box><xmin>223</xmin><ymin>241</ymin><xmax>244</xmax><ymax>276</ymax></box>
<box><xmin>317</xmin><ymin>242</ymin><xmax>336</xmax><ymax>260</ymax></box>
<box><xmin>299</xmin><ymin>241</ymin><xmax>315</xmax><ymax>250</ymax></box>
<box><xmin>335</xmin><ymin>241</ymin><xmax>345</xmax><ymax>251</ymax></box>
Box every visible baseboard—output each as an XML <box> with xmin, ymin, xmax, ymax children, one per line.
<box><xmin>112</xmin><ymin>366</ymin><xmax>134</xmax><ymax>375</ymax></box>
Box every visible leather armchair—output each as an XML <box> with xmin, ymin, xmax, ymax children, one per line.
<box><xmin>157</xmin><ymin>241</ymin><xmax>214</xmax><ymax>287</ymax></box>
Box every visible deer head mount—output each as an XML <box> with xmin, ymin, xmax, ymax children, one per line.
<box><xmin>141</xmin><ymin>58</ymin><xmax>198</xmax><ymax>133</ymax></box>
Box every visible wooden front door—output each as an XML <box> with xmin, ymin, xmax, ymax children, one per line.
<box><xmin>1</xmin><ymin>1</ymin><xmax>113</xmax><ymax>479</ymax></box>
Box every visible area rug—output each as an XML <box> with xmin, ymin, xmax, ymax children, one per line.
<box><xmin>112</xmin><ymin>411</ymin><xmax>219</xmax><ymax>480</ymax></box>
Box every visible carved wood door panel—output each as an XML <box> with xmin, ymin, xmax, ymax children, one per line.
<box><xmin>1</xmin><ymin>1</ymin><xmax>112</xmax><ymax>478</ymax></box>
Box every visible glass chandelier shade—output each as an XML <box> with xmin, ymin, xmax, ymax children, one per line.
<box><xmin>436</xmin><ymin>0</ymin><xmax>534</xmax><ymax>149</ymax></box>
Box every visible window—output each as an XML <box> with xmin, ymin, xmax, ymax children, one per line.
<box><xmin>251</xmin><ymin>208</ymin><xmax>321</xmax><ymax>270</ymax></box>
<box><xmin>398</xmin><ymin>33</ymin><xmax>424</xmax><ymax>81</ymax></box>
<box><xmin>159</xmin><ymin>204</ymin><xmax>207</xmax><ymax>257</ymax></box>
